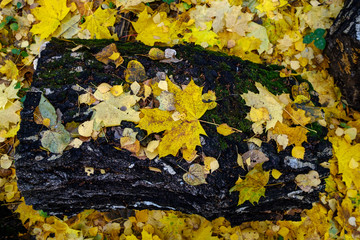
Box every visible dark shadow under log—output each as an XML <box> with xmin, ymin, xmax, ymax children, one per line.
<box><xmin>15</xmin><ymin>39</ymin><xmax>332</xmax><ymax>225</ymax></box>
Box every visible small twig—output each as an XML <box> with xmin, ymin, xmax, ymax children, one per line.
<box><xmin>283</xmin><ymin>108</ymin><xmax>317</xmax><ymax>133</ymax></box>
<box><xmin>199</xmin><ymin>119</ymin><xmax>242</xmax><ymax>133</ymax></box>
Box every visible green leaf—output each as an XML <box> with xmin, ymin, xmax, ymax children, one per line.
<box><xmin>5</xmin><ymin>16</ymin><xmax>15</xmax><ymax>24</ymax></box>
<box><xmin>314</xmin><ymin>38</ymin><xmax>326</xmax><ymax>50</ymax></box>
<box><xmin>0</xmin><ymin>22</ymin><xmax>6</xmax><ymax>29</ymax></box>
<box><xmin>11</xmin><ymin>48</ymin><xmax>20</xmax><ymax>55</ymax></box>
<box><xmin>108</xmin><ymin>1</ymin><xmax>115</xmax><ymax>8</ymax></box>
<box><xmin>162</xmin><ymin>0</ymin><xmax>175</xmax><ymax>4</ymax></box>
<box><xmin>16</xmin><ymin>2</ymin><xmax>22</xmax><ymax>9</ymax></box>
<box><xmin>20</xmin><ymin>96</ymin><xmax>26</xmax><ymax>103</ymax></box>
<box><xmin>10</xmin><ymin>22</ymin><xmax>18</xmax><ymax>31</ymax></box>
<box><xmin>20</xmin><ymin>51</ymin><xmax>29</xmax><ymax>57</ymax></box>
<box><xmin>340</xmin><ymin>122</ymin><xmax>351</xmax><ymax>129</ymax></box>
<box><xmin>38</xmin><ymin>210</ymin><xmax>49</xmax><ymax>218</ymax></box>
<box><xmin>39</xmin><ymin>94</ymin><xmax>58</xmax><ymax>127</ymax></box>
<box><xmin>314</xmin><ymin>28</ymin><xmax>325</xmax><ymax>37</ymax></box>
<box><xmin>41</xmin><ymin>125</ymin><xmax>71</xmax><ymax>154</ymax></box>
<box><xmin>93</xmin><ymin>234</ymin><xmax>102</xmax><ymax>240</ymax></box>
<box><xmin>183</xmin><ymin>2</ymin><xmax>192</xmax><ymax>10</ymax></box>
<box><xmin>14</xmin><ymin>82</ymin><xmax>21</xmax><ymax>89</ymax></box>
<box><xmin>303</xmin><ymin>34</ymin><xmax>313</xmax><ymax>44</ymax></box>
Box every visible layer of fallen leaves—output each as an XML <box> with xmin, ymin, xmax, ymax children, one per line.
<box><xmin>3</xmin><ymin>0</ymin><xmax>360</xmax><ymax>239</ymax></box>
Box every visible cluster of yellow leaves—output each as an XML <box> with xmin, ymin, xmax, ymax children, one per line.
<box><xmin>138</xmin><ymin>79</ymin><xmax>210</xmax><ymax>161</ymax></box>
<box><xmin>241</xmin><ymin>82</ymin><xmax>315</xmax><ymax>159</ymax></box>
<box><xmin>0</xmin><ymin>80</ymin><xmax>21</xmax><ymax>141</ymax></box>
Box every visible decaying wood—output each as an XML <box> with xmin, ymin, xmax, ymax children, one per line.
<box><xmin>15</xmin><ymin>39</ymin><xmax>332</xmax><ymax>225</ymax></box>
<box><xmin>325</xmin><ymin>0</ymin><xmax>360</xmax><ymax>111</ymax></box>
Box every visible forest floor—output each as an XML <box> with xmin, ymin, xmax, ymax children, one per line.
<box><xmin>1</xmin><ymin>0</ymin><xmax>360</xmax><ymax>239</ymax></box>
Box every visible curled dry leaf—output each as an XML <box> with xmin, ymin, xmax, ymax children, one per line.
<box><xmin>295</xmin><ymin>170</ymin><xmax>321</xmax><ymax>192</ymax></box>
<box><xmin>94</xmin><ymin>43</ymin><xmax>124</xmax><ymax>68</ymax></box>
<box><xmin>241</xmin><ymin>150</ymin><xmax>269</xmax><ymax>170</ymax></box>
<box><xmin>97</xmin><ymin>83</ymin><xmax>112</xmax><ymax>94</ymax></box>
<box><xmin>85</xmin><ymin>167</ymin><xmax>94</xmax><ymax>176</ymax></box>
<box><xmin>203</xmin><ymin>156</ymin><xmax>219</xmax><ymax>173</ymax></box>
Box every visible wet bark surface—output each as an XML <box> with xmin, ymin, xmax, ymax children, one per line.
<box><xmin>325</xmin><ymin>0</ymin><xmax>360</xmax><ymax>111</ymax></box>
<box><xmin>15</xmin><ymin>39</ymin><xmax>332</xmax><ymax>225</ymax></box>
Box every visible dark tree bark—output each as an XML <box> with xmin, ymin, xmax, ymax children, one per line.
<box><xmin>325</xmin><ymin>0</ymin><xmax>360</xmax><ymax>111</ymax></box>
<box><xmin>15</xmin><ymin>39</ymin><xmax>331</xmax><ymax>225</ymax></box>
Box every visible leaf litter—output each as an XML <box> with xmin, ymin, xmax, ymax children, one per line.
<box><xmin>2</xmin><ymin>0</ymin><xmax>360</xmax><ymax>239</ymax></box>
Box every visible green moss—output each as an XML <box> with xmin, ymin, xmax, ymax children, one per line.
<box><xmin>219</xmin><ymin>137</ymin><xmax>229</xmax><ymax>150</ymax></box>
<box><xmin>220</xmin><ymin>62</ymin><xmax>231</xmax><ymax>71</ymax></box>
<box><xmin>306</xmin><ymin>122</ymin><xmax>328</xmax><ymax>140</ymax></box>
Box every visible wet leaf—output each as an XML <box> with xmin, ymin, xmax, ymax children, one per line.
<box><xmin>183</xmin><ymin>163</ymin><xmax>207</xmax><ymax>186</ymax></box>
<box><xmin>41</xmin><ymin>125</ymin><xmax>71</xmax><ymax>154</ymax></box>
<box><xmin>217</xmin><ymin>123</ymin><xmax>235</xmax><ymax>136</ymax></box>
<box><xmin>230</xmin><ymin>164</ymin><xmax>269</xmax><ymax>205</ymax></box>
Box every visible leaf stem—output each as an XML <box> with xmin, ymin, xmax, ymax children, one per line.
<box><xmin>198</xmin><ymin>119</ymin><xmax>242</xmax><ymax>133</ymax></box>
<box><xmin>283</xmin><ymin>108</ymin><xmax>317</xmax><ymax>133</ymax></box>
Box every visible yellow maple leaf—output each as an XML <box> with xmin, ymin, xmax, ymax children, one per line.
<box><xmin>256</xmin><ymin>0</ymin><xmax>288</xmax><ymax>16</ymax></box>
<box><xmin>191</xmin><ymin>222</ymin><xmax>219</xmax><ymax>240</ymax></box>
<box><xmin>283</xmin><ymin>104</ymin><xmax>311</xmax><ymax>126</ymax></box>
<box><xmin>15</xmin><ymin>201</ymin><xmax>45</xmax><ymax>227</ymax></box>
<box><xmin>330</xmin><ymin>136</ymin><xmax>360</xmax><ymax>189</ymax></box>
<box><xmin>0</xmin><ymin>80</ymin><xmax>19</xmax><ymax>109</ymax></box>
<box><xmin>81</xmin><ymin>7</ymin><xmax>116</xmax><ymax>39</ymax></box>
<box><xmin>183</xmin><ymin>22</ymin><xmax>220</xmax><ymax>48</ymax></box>
<box><xmin>138</xmin><ymin>80</ymin><xmax>209</xmax><ymax>159</ymax></box>
<box><xmin>225</xmin><ymin>6</ymin><xmax>254</xmax><ymax>36</ymax></box>
<box><xmin>159</xmin><ymin>212</ymin><xmax>186</xmax><ymax>238</ymax></box>
<box><xmin>301</xmin><ymin>70</ymin><xmax>337</xmax><ymax>106</ymax></box>
<box><xmin>241</xmin><ymin>82</ymin><xmax>285</xmax><ymax>131</ymax></box>
<box><xmin>0</xmin><ymin>101</ymin><xmax>21</xmax><ymax>130</ymax></box>
<box><xmin>92</xmin><ymin>92</ymin><xmax>140</xmax><ymax>130</ymax></box>
<box><xmin>276</xmin><ymin>34</ymin><xmax>293</xmax><ymax>52</ymax></box>
<box><xmin>230</xmin><ymin>163</ymin><xmax>269</xmax><ymax>205</ymax></box>
<box><xmin>230</xmin><ymin>36</ymin><xmax>262</xmax><ymax>63</ymax></box>
<box><xmin>0</xmin><ymin>60</ymin><xmax>19</xmax><ymax>80</ymax></box>
<box><xmin>30</xmin><ymin>0</ymin><xmax>70</xmax><ymax>39</ymax></box>
<box><xmin>272</xmin><ymin>122</ymin><xmax>308</xmax><ymax>147</ymax></box>
<box><xmin>132</xmin><ymin>8</ymin><xmax>172</xmax><ymax>46</ymax></box>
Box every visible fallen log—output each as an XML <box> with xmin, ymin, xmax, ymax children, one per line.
<box><xmin>324</xmin><ymin>0</ymin><xmax>360</xmax><ymax>111</ymax></box>
<box><xmin>15</xmin><ymin>39</ymin><xmax>331</xmax><ymax>225</ymax></box>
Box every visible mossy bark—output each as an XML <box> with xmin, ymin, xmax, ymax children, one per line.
<box><xmin>16</xmin><ymin>39</ymin><xmax>331</xmax><ymax>225</ymax></box>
